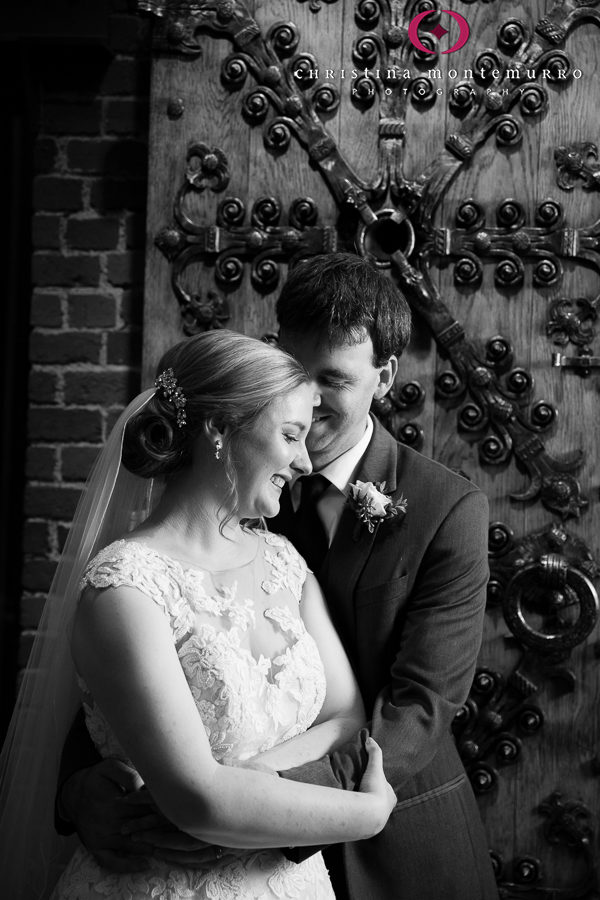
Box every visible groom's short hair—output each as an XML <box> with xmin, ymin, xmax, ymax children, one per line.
<box><xmin>276</xmin><ymin>252</ymin><xmax>412</xmax><ymax>365</ymax></box>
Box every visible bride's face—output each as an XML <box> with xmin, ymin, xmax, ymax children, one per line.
<box><xmin>231</xmin><ymin>383</ymin><xmax>314</xmax><ymax>519</ymax></box>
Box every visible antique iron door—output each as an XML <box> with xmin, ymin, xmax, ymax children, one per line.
<box><xmin>140</xmin><ymin>1</ymin><xmax>600</xmax><ymax>893</ymax></box>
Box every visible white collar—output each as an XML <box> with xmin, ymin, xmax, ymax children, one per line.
<box><xmin>315</xmin><ymin>415</ymin><xmax>373</xmax><ymax>493</ymax></box>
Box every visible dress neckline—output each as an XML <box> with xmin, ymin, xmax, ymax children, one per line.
<box><xmin>118</xmin><ymin>532</ymin><xmax>262</xmax><ymax>576</ymax></box>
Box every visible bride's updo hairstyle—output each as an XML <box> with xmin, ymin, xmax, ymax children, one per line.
<box><xmin>122</xmin><ymin>330</ymin><xmax>308</xmax><ymax>485</ymax></box>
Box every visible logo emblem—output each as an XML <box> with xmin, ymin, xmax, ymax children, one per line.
<box><xmin>408</xmin><ymin>9</ymin><xmax>470</xmax><ymax>55</ymax></box>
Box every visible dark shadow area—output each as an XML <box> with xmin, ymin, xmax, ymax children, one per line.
<box><xmin>0</xmin><ymin>43</ymin><xmax>34</xmax><ymax>738</ymax></box>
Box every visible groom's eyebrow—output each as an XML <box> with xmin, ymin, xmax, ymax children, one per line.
<box><xmin>319</xmin><ymin>367</ymin><xmax>353</xmax><ymax>381</ymax></box>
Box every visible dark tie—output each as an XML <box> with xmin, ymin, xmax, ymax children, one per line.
<box><xmin>294</xmin><ymin>474</ymin><xmax>330</xmax><ymax>572</ymax></box>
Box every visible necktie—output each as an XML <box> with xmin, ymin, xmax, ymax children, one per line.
<box><xmin>294</xmin><ymin>474</ymin><xmax>330</xmax><ymax>572</ymax></box>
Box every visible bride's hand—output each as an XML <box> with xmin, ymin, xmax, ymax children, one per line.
<box><xmin>357</xmin><ymin>737</ymin><xmax>397</xmax><ymax>825</ymax></box>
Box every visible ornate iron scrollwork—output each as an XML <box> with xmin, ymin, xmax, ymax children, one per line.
<box><xmin>453</xmin><ymin>664</ymin><xmax>546</xmax><ymax>795</ymax></box>
<box><xmin>180</xmin><ymin>290</ymin><xmax>230</xmax><ymax>335</ymax></box>
<box><xmin>546</xmin><ymin>297</ymin><xmax>598</xmax><ymax>348</ymax></box>
<box><xmin>497</xmin><ymin>18</ymin><xmax>529</xmax><ymax>53</ymax></box>
<box><xmin>504</xmin><ymin>555</ymin><xmax>599</xmax><ymax>653</ymax></box>
<box><xmin>371</xmin><ymin>379</ymin><xmax>425</xmax><ymax>450</ymax></box>
<box><xmin>156</xmin><ymin>180</ymin><xmax>338</xmax><ymax>324</ymax></box>
<box><xmin>555</xmin><ymin>142</ymin><xmax>600</xmax><ymax>192</ymax></box>
<box><xmin>489</xmin><ymin>792</ymin><xmax>597</xmax><ymax>898</ymax></box>
<box><xmin>454</xmin><ymin>522</ymin><xmax>600</xmax><ymax>796</ymax></box>
<box><xmin>552</xmin><ymin>348</ymin><xmax>600</xmax><ymax>376</ymax></box>
<box><xmin>145</xmin><ymin>0</ymin><xmax>598</xmax><ymax>518</ymax></box>
<box><xmin>537</xmin><ymin>0</ymin><xmax>600</xmax><ymax>47</ymax></box>
<box><xmin>488</xmin><ymin>521</ymin><xmax>600</xmax><ymax>613</ymax></box>
<box><xmin>431</xmin><ymin>330</ymin><xmax>587</xmax><ymax>518</ymax></box>
<box><xmin>447</xmin><ymin>195</ymin><xmax>599</xmax><ymax>295</ymax></box>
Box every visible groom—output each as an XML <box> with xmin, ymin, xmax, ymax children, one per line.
<box><xmin>58</xmin><ymin>253</ymin><xmax>498</xmax><ymax>898</ymax></box>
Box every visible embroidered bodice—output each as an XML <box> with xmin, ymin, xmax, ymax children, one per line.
<box><xmin>77</xmin><ymin>531</ymin><xmax>326</xmax><ymax>766</ymax></box>
<box><xmin>52</xmin><ymin>530</ymin><xmax>335</xmax><ymax>900</ymax></box>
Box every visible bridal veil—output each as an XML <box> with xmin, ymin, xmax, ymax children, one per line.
<box><xmin>0</xmin><ymin>388</ymin><xmax>157</xmax><ymax>899</ymax></box>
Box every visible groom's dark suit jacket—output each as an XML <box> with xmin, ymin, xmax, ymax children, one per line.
<box><xmin>274</xmin><ymin>418</ymin><xmax>499</xmax><ymax>900</ymax></box>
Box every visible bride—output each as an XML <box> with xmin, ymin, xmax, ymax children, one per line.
<box><xmin>0</xmin><ymin>330</ymin><xmax>396</xmax><ymax>899</ymax></box>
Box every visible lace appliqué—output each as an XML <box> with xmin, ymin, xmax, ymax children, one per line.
<box><xmin>80</xmin><ymin>540</ymin><xmax>198</xmax><ymax>643</ymax></box>
<box><xmin>53</xmin><ymin>845</ymin><xmax>333</xmax><ymax>900</ymax></box>
<box><xmin>56</xmin><ymin>535</ymin><xmax>334</xmax><ymax>900</ymax></box>
<box><xmin>261</xmin><ymin>532</ymin><xmax>306</xmax><ymax>602</ymax></box>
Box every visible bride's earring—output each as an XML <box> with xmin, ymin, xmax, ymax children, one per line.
<box><xmin>215</xmin><ymin>439</ymin><xmax>222</xmax><ymax>461</ymax></box>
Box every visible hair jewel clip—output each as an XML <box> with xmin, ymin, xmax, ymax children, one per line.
<box><xmin>155</xmin><ymin>367</ymin><xmax>187</xmax><ymax>428</ymax></box>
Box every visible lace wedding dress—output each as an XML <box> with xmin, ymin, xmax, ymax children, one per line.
<box><xmin>51</xmin><ymin>530</ymin><xmax>335</xmax><ymax>900</ymax></box>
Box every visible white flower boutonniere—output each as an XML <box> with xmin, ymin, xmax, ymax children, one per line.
<box><xmin>347</xmin><ymin>480</ymin><xmax>408</xmax><ymax>533</ymax></box>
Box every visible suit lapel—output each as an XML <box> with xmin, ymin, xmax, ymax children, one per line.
<box><xmin>318</xmin><ymin>419</ymin><xmax>401</xmax><ymax>644</ymax></box>
<box><xmin>356</xmin><ymin>416</ymin><xmax>399</xmax><ymax>494</ymax></box>
<box><xmin>271</xmin><ymin>421</ymin><xmax>402</xmax><ymax>649</ymax></box>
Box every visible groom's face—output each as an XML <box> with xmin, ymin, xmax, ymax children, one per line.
<box><xmin>279</xmin><ymin>328</ymin><xmax>390</xmax><ymax>470</ymax></box>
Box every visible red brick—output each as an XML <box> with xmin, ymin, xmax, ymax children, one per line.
<box><xmin>28</xmin><ymin>408</ymin><xmax>103</xmax><ymax>443</ymax></box>
<box><xmin>120</xmin><ymin>289</ymin><xmax>143</xmax><ymax>326</ymax></box>
<box><xmin>100</xmin><ymin>57</ymin><xmax>150</xmax><ymax>96</ymax></box>
<box><xmin>22</xmin><ymin>521</ymin><xmax>51</xmax><ymax>556</ymax></box>
<box><xmin>61</xmin><ymin>446</ymin><xmax>100</xmax><ymax>481</ymax></box>
<box><xmin>64</xmin><ymin>370</ymin><xmax>136</xmax><ymax>405</ymax></box>
<box><xmin>20</xmin><ymin>595</ymin><xmax>48</xmax><ymax>629</ymax></box>
<box><xmin>29</xmin><ymin>370</ymin><xmax>59</xmax><ymax>404</ymax></box>
<box><xmin>66</xmin><ymin>139</ymin><xmax>147</xmax><ymax>175</ymax></box>
<box><xmin>32</xmin><ymin>214</ymin><xmax>61</xmax><ymax>249</ymax></box>
<box><xmin>26</xmin><ymin>446</ymin><xmax>57</xmax><ymax>481</ymax></box>
<box><xmin>104</xmin><ymin>99</ymin><xmax>149</xmax><ymax>136</ymax></box>
<box><xmin>24</xmin><ymin>485</ymin><xmax>82</xmax><ymax>519</ymax></box>
<box><xmin>32</xmin><ymin>253</ymin><xmax>101</xmax><ymax>287</ymax></box>
<box><xmin>34</xmin><ymin>138</ymin><xmax>58</xmax><ymax>173</ymax></box>
<box><xmin>21</xmin><ymin>559</ymin><xmax>58</xmax><ymax>593</ymax></box>
<box><xmin>33</xmin><ymin>176</ymin><xmax>84</xmax><ymax>212</ymax></box>
<box><xmin>30</xmin><ymin>292</ymin><xmax>63</xmax><ymax>328</ymax></box>
<box><xmin>66</xmin><ymin>217</ymin><xmax>120</xmax><ymax>250</ymax></box>
<box><xmin>106</xmin><ymin>330</ymin><xmax>142</xmax><ymax>365</ymax></box>
<box><xmin>90</xmin><ymin>178</ymin><xmax>147</xmax><ymax>212</ymax></box>
<box><xmin>107</xmin><ymin>251</ymin><xmax>145</xmax><ymax>286</ymax></box>
<box><xmin>30</xmin><ymin>331</ymin><xmax>102</xmax><ymax>364</ymax></box>
<box><xmin>67</xmin><ymin>293</ymin><xmax>117</xmax><ymax>328</ymax></box>
<box><xmin>42</xmin><ymin>101</ymin><xmax>103</xmax><ymax>135</ymax></box>
<box><xmin>108</xmin><ymin>14</ymin><xmax>152</xmax><ymax>54</ymax></box>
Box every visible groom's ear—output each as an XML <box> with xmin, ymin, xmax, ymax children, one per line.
<box><xmin>373</xmin><ymin>356</ymin><xmax>398</xmax><ymax>400</ymax></box>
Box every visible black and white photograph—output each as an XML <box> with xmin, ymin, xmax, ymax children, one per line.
<box><xmin>0</xmin><ymin>1</ymin><xmax>599</xmax><ymax>897</ymax></box>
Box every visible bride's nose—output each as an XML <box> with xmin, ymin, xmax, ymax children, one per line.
<box><xmin>293</xmin><ymin>443</ymin><xmax>312</xmax><ymax>477</ymax></box>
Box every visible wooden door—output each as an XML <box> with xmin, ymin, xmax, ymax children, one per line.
<box><xmin>140</xmin><ymin>1</ymin><xmax>600</xmax><ymax>892</ymax></box>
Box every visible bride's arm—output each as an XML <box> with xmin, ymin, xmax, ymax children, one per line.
<box><xmin>247</xmin><ymin>573</ymin><xmax>366</xmax><ymax>772</ymax></box>
<box><xmin>72</xmin><ymin>585</ymin><xmax>394</xmax><ymax>850</ymax></box>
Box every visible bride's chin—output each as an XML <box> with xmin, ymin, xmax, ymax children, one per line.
<box><xmin>262</xmin><ymin>496</ymin><xmax>282</xmax><ymax>519</ymax></box>
<box><xmin>242</xmin><ymin>498</ymin><xmax>279</xmax><ymax>521</ymax></box>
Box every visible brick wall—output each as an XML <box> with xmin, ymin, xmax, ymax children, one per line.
<box><xmin>20</xmin><ymin>6</ymin><xmax>151</xmax><ymax>666</ymax></box>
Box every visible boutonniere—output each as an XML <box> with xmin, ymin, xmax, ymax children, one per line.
<box><xmin>347</xmin><ymin>480</ymin><xmax>408</xmax><ymax>534</ymax></box>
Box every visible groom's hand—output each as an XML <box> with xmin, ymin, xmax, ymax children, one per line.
<box><xmin>119</xmin><ymin>757</ymin><xmax>278</xmax><ymax>868</ymax></box>
<box><xmin>60</xmin><ymin>758</ymin><xmax>156</xmax><ymax>872</ymax></box>
<box><xmin>120</xmin><ymin>795</ymin><xmax>237</xmax><ymax>868</ymax></box>
<box><xmin>119</xmin><ymin>789</ymin><xmax>219</xmax><ymax>868</ymax></box>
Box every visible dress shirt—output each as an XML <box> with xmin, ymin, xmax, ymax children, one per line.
<box><xmin>292</xmin><ymin>416</ymin><xmax>374</xmax><ymax>545</ymax></box>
